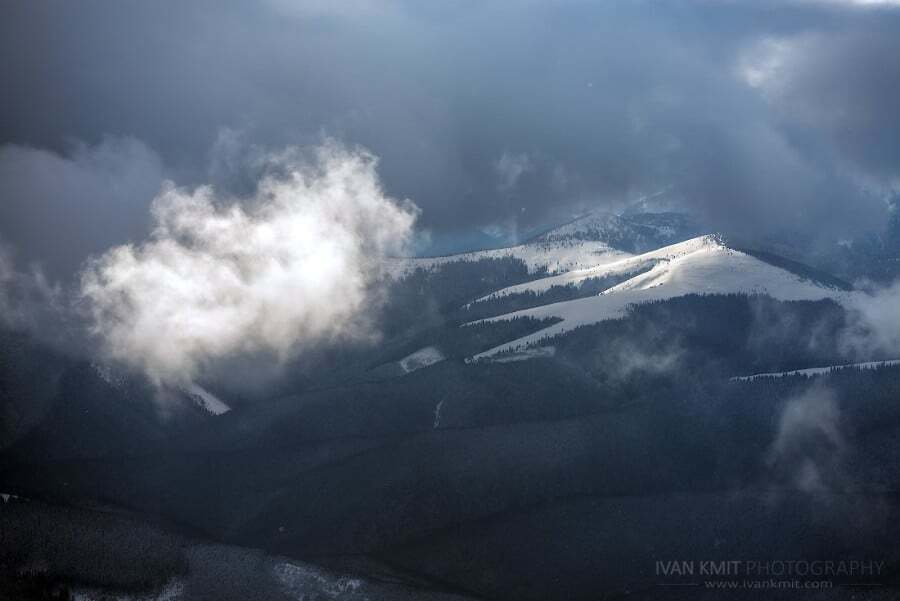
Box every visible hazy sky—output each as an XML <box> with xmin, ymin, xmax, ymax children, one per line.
<box><xmin>2</xmin><ymin>0</ymin><xmax>900</xmax><ymax>273</ymax></box>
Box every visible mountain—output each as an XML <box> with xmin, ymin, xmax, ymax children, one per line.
<box><xmin>0</xmin><ymin>329</ymin><xmax>220</xmax><ymax>462</ymax></box>
<box><xmin>5</xmin><ymin>210</ymin><xmax>900</xmax><ymax>601</ymax></box>
<box><xmin>814</xmin><ymin>197</ymin><xmax>900</xmax><ymax>283</ymax></box>
<box><xmin>528</xmin><ymin>210</ymin><xmax>698</xmax><ymax>252</ymax></box>
<box><xmin>387</xmin><ymin>210</ymin><xmax>700</xmax><ymax>277</ymax></box>
<box><xmin>466</xmin><ymin>235</ymin><xmax>854</xmax><ymax>360</ymax></box>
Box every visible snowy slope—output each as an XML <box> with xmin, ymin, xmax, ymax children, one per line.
<box><xmin>385</xmin><ymin>211</ymin><xmax>699</xmax><ymax>279</ymax></box>
<box><xmin>385</xmin><ymin>239</ymin><xmax>630</xmax><ymax>278</ymax></box>
<box><xmin>469</xmin><ymin>235</ymin><xmax>854</xmax><ymax>360</ymax></box>
<box><xmin>471</xmin><ymin>251</ymin><xmax>661</xmax><ymax>302</ymax></box>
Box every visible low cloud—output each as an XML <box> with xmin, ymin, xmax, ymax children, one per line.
<box><xmin>741</xmin><ymin>28</ymin><xmax>900</xmax><ymax>195</ymax></box>
<box><xmin>494</xmin><ymin>151</ymin><xmax>533</xmax><ymax>193</ymax></box>
<box><xmin>0</xmin><ymin>137</ymin><xmax>165</xmax><ymax>279</ymax></box>
<box><xmin>0</xmin><ymin>242</ymin><xmax>63</xmax><ymax>334</ymax></box>
<box><xmin>767</xmin><ymin>384</ymin><xmax>846</xmax><ymax>494</ymax></box>
<box><xmin>609</xmin><ymin>339</ymin><xmax>684</xmax><ymax>381</ymax></box>
<box><xmin>80</xmin><ymin>142</ymin><xmax>418</xmax><ymax>387</ymax></box>
<box><xmin>841</xmin><ymin>280</ymin><xmax>900</xmax><ymax>359</ymax></box>
<box><xmin>765</xmin><ymin>382</ymin><xmax>890</xmax><ymax>533</ymax></box>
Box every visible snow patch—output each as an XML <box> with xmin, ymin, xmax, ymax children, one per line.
<box><xmin>185</xmin><ymin>384</ymin><xmax>230</xmax><ymax>415</ymax></box>
<box><xmin>274</xmin><ymin>561</ymin><xmax>364</xmax><ymax>599</ymax></box>
<box><xmin>489</xmin><ymin>346</ymin><xmax>557</xmax><ymax>363</ymax></box>
<box><xmin>433</xmin><ymin>399</ymin><xmax>445</xmax><ymax>429</ymax></box>
<box><xmin>731</xmin><ymin>360</ymin><xmax>900</xmax><ymax>382</ymax></box>
<box><xmin>73</xmin><ymin>579</ymin><xmax>184</xmax><ymax>601</ymax></box>
<box><xmin>398</xmin><ymin>346</ymin><xmax>445</xmax><ymax>374</ymax></box>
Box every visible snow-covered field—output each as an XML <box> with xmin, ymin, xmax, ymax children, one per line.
<box><xmin>468</xmin><ymin>236</ymin><xmax>853</xmax><ymax>360</ymax></box>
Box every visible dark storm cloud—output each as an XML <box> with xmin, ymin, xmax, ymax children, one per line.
<box><xmin>742</xmin><ymin>24</ymin><xmax>900</xmax><ymax>184</ymax></box>
<box><xmin>0</xmin><ymin>137</ymin><xmax>164</xmax><ymax>279</ymax></box>
<box><xmin>1</xmin><ymin>0</ymin><xmax>900</xmax><ymax>269</ymax></box>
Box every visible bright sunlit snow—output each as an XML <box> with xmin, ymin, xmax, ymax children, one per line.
<box><xmin>469</xmin><ymin>236</ymin><xmax>854</xmax><ymax>360</ymax></box>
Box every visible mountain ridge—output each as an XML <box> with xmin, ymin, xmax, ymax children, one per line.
<box><xmin>465</xmin><ymin>235</ymin><xmax>855</xmax><ymax>360</ymax></box>
<box><xmin>386</xmin><ymin>210</ymin><xmax>701</xmax><ymax>278</ymax></box>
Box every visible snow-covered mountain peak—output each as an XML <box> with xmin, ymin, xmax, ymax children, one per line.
<box><xmin>530</xmin><ymin>210</ymin><xmax>699</xmax><ymax>253</ymax></box>
<box><xmin>531</xmin><ymin>211</ymin><xmax>622</xmax><ymax>242</ymax></box>
<box><xmin>470</xmin><ymin>234</ymin><xmax>724</xmax><ymax>303</ymax></box>
<box><xmin>467</xmin><ymin>235</ymin><xmax>854</xmax><ymax>361</ymax></box>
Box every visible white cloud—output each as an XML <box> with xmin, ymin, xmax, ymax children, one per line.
<box><xmin>494</xmin><ymin>151</ymin><xmax>533</xmax><ymax>192</ymax></box>
<box><xmin>737</xmin><ymin>36</ymin><xmax>800</xmax><ymax>98</ymax></box>
<box><xmin>0</xmin><ymin>242</ymin><xmax>67</xmax><ymax>345</ymax></box>
<box><xmin>767</xmin><ymin>384</ymin><xmax>845</xmax><ymax>493</ymax></box>
<box><xmin>841</xmin><ymin>280</ymin><xmax>900</xmax><ymax>359</ymax></box>
<box><xmin>80</xmin><ymin>142</ymin><xmax>418</xmax><ymax>386</ymax></box>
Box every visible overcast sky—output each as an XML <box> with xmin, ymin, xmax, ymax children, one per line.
<box><xmin>2</xmin><ymin>0</ymin><xmax>900</xmax><ymax>275</ymax></box>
